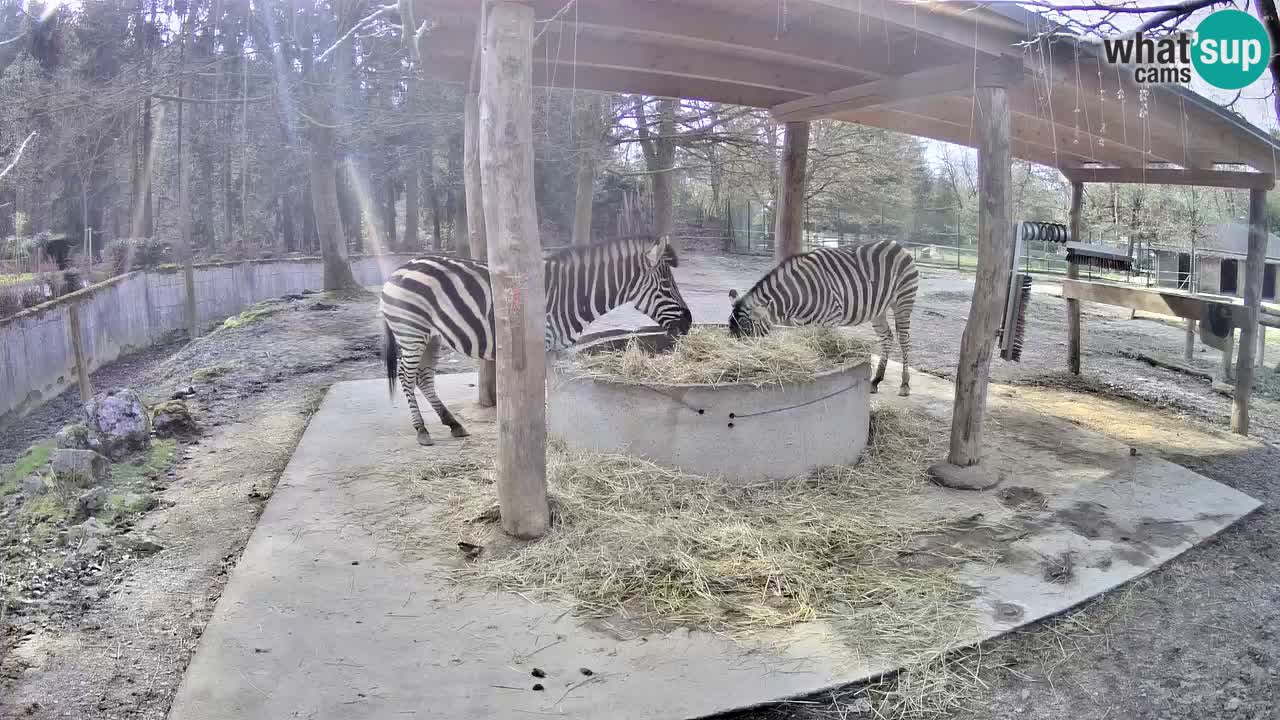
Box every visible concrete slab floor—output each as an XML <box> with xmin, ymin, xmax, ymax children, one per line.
<box><xmin>167</xmin><ymin>370</ymin><xmax>1261</xmax><ymax>720</ymax></box>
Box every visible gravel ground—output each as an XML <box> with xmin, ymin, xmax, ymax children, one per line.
<box><xmin>1</xmin><ymin>253</ymin><xmax>1278</xmax><ymax>720</ymax></box>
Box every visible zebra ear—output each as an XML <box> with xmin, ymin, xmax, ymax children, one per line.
<box><xmin>728</xmin><ymin>289</ymin><xmax>739</xmax><ymax>300</ymax></box>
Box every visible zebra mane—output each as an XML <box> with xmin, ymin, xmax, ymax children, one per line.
<box><xmin>542</xmin><ymin>235</ymin><xmax>678</xmax><ymax>267</ymax></box>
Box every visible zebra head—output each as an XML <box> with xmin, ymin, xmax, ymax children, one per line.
<box><xmin>727</xmin><ymin>289</ymin><xmax>772</xmax><ymax>337</ymax></box>
<box><xmin>633</xmin><ymin>235</ymin><xmax>693</xmax><ymax>338</ymax></box>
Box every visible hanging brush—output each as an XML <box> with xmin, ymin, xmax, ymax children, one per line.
<box><xmin>1008</xmin><ymin>273</ymin><xmax>1032</xmax><ymax>362</ymax></box>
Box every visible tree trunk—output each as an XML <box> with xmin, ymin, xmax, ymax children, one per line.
<box><xmin>134</xmin><ymin>96</ymin><xmax>154</xmax><ymax>238</ymax></box>
<box><xmin>1066</xmin><ymin>181</ymin><xmax>1083</xmax><ymax>375</ymax></box>
<box><xmin>309</xmin><ymin>124</ymin><xmax>358</xmax><ymax>290</ymax></box>
<box><xmin>176</xmin><ymin>20</ymin><xmax>199</xmax><ymax>340</ymax></box>
<box><xmin>383</xmin><ymin>175</ymin><xmax>398</xmax><ymax>251</ymax></box>
<box><xmin>479</xmin><ymin>1</ymin><xmax>549</xmax><ymax>539</ymax></box>
<box><xmin>774</xmin><ymin>120</ymin><xmax>810</xmax><ymax>261</ymax></box>
<box><xmin>403</xmin><ymin>153</ymin><xmax>419</xmax><ymax>251</ymax></box>
<box><xmin>571</xmin><ymin>96</ymin><xmax>604</xmax><ymax>245</ymax></box>
<box><xmin>1232</xmin><ymin>189</ymin><xmax>1269</xmax><ymax>435</ymax></box>
<box><xmin>465</xmin><ymin>92</ymin><xmax>496</xmax><ymax>406</ymax></box>
<box><xmin>281</xmin><ymin>193</ymin><xmax>295</xmax><ymax>252</ymax></box>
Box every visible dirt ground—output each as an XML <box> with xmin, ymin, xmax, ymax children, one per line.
<box><xmin>1</xmin><ymin>253</ymin><xmax>1278</xmax><ymax>720</ymax></box>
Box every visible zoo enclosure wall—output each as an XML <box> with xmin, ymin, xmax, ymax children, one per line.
<box><xmin>0</xmin><ymin>254</ymin><xmax>418</xmax><ymax>427</ymax></box>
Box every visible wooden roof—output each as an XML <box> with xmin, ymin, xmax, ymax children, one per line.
<box><xmin>419</xmin><ymin>0</ymin><xmax>1280</xmax><ymax>183</ymax></box>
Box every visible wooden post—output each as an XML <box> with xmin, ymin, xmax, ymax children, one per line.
<box><xmin>1066</xmin><ymin>180</ymin><xmax>1083</xmax><ymax>375</ymax></box>
<box><xmin>1259</xmin><ymin>325</ymin><xmax>1267</xmax><ymax>367</ymax></box>
<box><xmin>1220</xmin><ymin>327</ymin><xmax>1235</xmax><ymax>383</ymax></box>
<box><xmin>465</xmin><ymin>4</ymin><xmax>496</xmax><ymax>408</ymax></box>
<box><xmin>478</xmin><ymin>1</ymin><xmax>550</xmax><ymax>539</ymax></box>
<box><xmin>773</xmin><ymin>120</ymin><xmax>810</xmax><ymax>262</ymax></box>
<box><xmin>932</xmin><ymin>75</ymin><xmax>1015</xmax><ymax>487</ymax></box>
<box><xmin>67</xmin><ymin>303</ymin><xmax>93</xmax><ymax>403</ymax></box>
<box><xmin>1232</xmin><ymin>188</ymin><xmax>1268</xmax><ymax>435</ymax></box>
<box><xmin>1184</xmin><ymin>318</ymin><xmax>1196</xmax><ymax>361</ymax></box>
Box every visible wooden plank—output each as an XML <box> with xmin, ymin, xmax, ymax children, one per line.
<box><xmin>774</xmin><ymin>121</ymin><xmax>809</xmax><ymax>261</ymax></box>
<box><xmin>464</xmin><ymin>91</ymin><xmax>496</xmax><ymax>408</ymax></box>
<box><xmin>67</xmin><ymin>303</ymin><xmax>93</xmax><ymax>403</ymax></box>
<box><xmin>1066</xmin><ymin>181</ymin><xmax>1083</xmax><ymax>375</ymax></box>
<box><xmin>1063</xmin><ymin>167</ymin><xmax>1275</xmax><ymax>190</ymax></box>
<box><xmin>1232</xmin><ymin>188</ymin><xmax>1268</xmax><ymax>435</ymax></box>
<box><xmin>1184</xmin><ymin>318</ymin><xmax>1196</xmax><ymax>361</ymax></box>
<box><xmin>478</xmin><ymin>1</ymin><xmax>550</xmax><ymax>539</ymax></box>
<box><xmin>806</xmin><ymin>0</ymin><xmax>1025</xmax><ymax>57</ymax></box>
<box><xmin>948</xmin><ymin>84</ymin><xmax>1013</xmax><ymax>468</ymax></box>
<box><xmin>771</xmin><ymin>63</ymin><xmax>978</xmax><ymax>122</ymax></box>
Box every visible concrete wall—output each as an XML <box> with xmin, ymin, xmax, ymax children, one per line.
<box><xmin>1</xmin><ymin>254</ymin><xmax>415</xmax><ymax>426</ymax></box>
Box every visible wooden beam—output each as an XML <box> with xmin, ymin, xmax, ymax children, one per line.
<box><xmin>1232</xmin><ymin>188</ymin><xmax>1269</xmax><ymax>435</ymax></box>
<box><xmin>948</xmin><ymin>83</ymin><xmax>1014</xmax><ymax>469</ymax></box>
<box><xmin>774</xmin><ymin>121</ymin><xmax>810</xmax><ymax>261</ymax></box>
<box><xmin>67</xmin><ymin>303</ymin><xmax>93</xmax><ymax>403</ymax></box>
<box><xmin>806</xmin><ymin>0</ymin><xmax>1024</xmax><ymax>57</ymax></box>
<box><xmin>772</xmin><ymin>62</ymin><xmax>978</xmax><ymax>123</ymax></box>
<box><xmin>464</xmin><ymin>91</ymin><xmax>496</xmax><ymax>408</ymax></box>
<box><xmin>478</xmin><ymin>1</ymin><xmax>550</xmax><ymax>539</ymax></box>
<box><xmin>1066</xmin><ymin>181</ymin><xmax>1083</xmax><ymax>376</ymax></box>
<box><xmin>1060</xmin><ymin>279</ymin><xmax>1238</xmax><ymax>320</ymax></box>
<box><xmin>1063</xmin><ymin>167</ymin><xmax>1275</xmax><ymax>190</ymax></box>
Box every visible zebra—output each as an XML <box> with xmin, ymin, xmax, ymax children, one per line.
<box><xmin>727</xmin><ymin>239</ymin><xmax>919</xmax><ymax>396</ymax></box>
<box><xmin>380</xmin><ymin>235</ymin><xmax>693</xmax><ymax>445</ymax></box>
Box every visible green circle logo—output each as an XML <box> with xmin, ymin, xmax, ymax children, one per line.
<box><xmin>1192</xmin><ymin>9</ymin><xmax>1271</xmax><ymax>90</ymax></box>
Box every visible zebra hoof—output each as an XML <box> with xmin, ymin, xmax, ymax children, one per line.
<box><xmin>869</xmin><ymin>383</ymin><xmax>880</xmax><ymax>394</ymax></box>
<box><xmin>450</xmin><ymin>425</ymin><xmax>471</xmax><ymax>438</ymax></box>
<box><xmin>898</xmin><ymin>385</ymin><xmax>911</xmax><ymax>397</ymax></box>
<box><xmin>416</xmin><ymin>430</ymin><xmax>435</xmax><ymax>447</ymax></box>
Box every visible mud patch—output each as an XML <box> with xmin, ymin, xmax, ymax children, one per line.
<box><xmin>992</xmin><ymin>602</ymin><xmax>1025</xmax><ymax>623</ymax></box>
<box><xmin>1054</xmin><ymin>501</ymin><xmax>1118</xmax><ymax>541</ymax></box>
<box><xmin>1041</xmin><ymin>551</ymin><xmax>1076</xmax><ymax>584</ymax></box>
<box><xmin>1132</xmin><ymin>517</ymin><xmax>1200</xmax><ymax>549</ymax></box>
<box><xmin>998</xmin><ymin>486</ymin><xmax>1048</xmax><ymax>511</ymax></box>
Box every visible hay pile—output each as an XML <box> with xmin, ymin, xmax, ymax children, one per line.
<box><xmin>408</xmin><ymin>408</ymin><xmax>992</xmax><ymax>668</ymax></box>
<box><xmin>567</xmin><ymin>325</ymin><xmax>873</xmax><ymax>386</ymax></box>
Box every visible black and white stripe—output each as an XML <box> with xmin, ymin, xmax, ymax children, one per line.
<box><xmin>728</xmin><ymin>239</ymin><xmax>919</xmax><ymax>395</ymax></box>
<box><xmin>380</xmin><ymin>235</ymin><xmax>693</xmax><ymax>445</ymax></box>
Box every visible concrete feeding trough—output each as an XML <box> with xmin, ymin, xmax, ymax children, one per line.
<box><xmin>547</xmin><ymin>325</ymin><xmax>872</xmax><ymax>483</ymax></box>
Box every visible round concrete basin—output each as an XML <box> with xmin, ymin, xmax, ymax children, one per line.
<box><xmin>548</xmin><ymin>325</ymin><xmax>871</xmax><ymax>484</ymax></box>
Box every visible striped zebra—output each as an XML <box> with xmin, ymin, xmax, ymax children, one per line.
<box><xmin>727</xmin><ymin>239</ymin><xmax>919</xmax><ymax>396</ymax></box>
<box><xmin>380</xmin><ymin>235</ymin><xmax>693</xmax><ymax>445</ymax></box>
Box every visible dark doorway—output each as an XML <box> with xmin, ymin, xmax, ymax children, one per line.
<box><xmin>1221</xmin><ymin>258</ymin><xmax>1239</xmax><ymax>295</ymax></box>
<box><xmin>1265</xmin><ymin>263</ymin><xmax>1276</xmax><ymax>300</ymax></box>
<box><xmin>1177</xmin><ymin>252</ymin><xmax>1191</xmax><ymax>290</ymax></box>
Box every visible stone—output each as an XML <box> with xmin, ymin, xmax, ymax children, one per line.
<box><xmin>50</xmin><ymin>449</ymin><xmax>111</xmax><ymax>488</ymax></box>
<box><xmin>75</xmin><ymin>487</ymin><xmax>108</xmax><ymax>517</ymax></box>
<box><xmin>849</xmin><ymin>697</ymin><xmax>872</xmax><ymax>713</ymax></box>
<box><xmin>120</xmin><ymin>533</ymin><xmax>164</xmax><ymax>556</ymax></box>
<box><xmin>55</xmin><ymin>424</ymin><xmax>92</xmax><ymax>450</ymax></box>
<box><xmin>84</xmin><ymin>389</ymin><xmax>151</xmax><ymax>460</ymax></box>
<box><xmin>152</xmin><ymin>399</ymin><xmax>200</xmax><ymax>438</ymax></box>
<box><xmin>21</xmin><ymin>475</ymin><xmax>47</xmax><ymax>497</ymax></box>
<box><xmin>927</xmin><ymin>462</ymin><xmax>1004</xmax><ymax>491</ymax></box>
<box><xmin>1226</xmin><ymin>698</ymin><xmax>1241</xmax><ymax>711</ymax></box>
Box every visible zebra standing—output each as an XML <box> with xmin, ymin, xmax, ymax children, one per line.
<box><xmin>727</xmin><ymin>239</ymin><xmax>919</xmax><ymax>396</ymax></box>
<box><xmin>380</xmin><ymin>235</ymin><xmax>693</xmax><ymax>445</ymax></box>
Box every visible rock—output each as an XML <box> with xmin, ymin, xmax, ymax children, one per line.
<box><xmin>80</xmin><ymin>517</ymin><xmax>112</xmax><ymax>537</ymax></box>
<box><xmin>21</xmin><ymin>475</ymin><xmax>47</xmax><ymax>497</ymax></box>
<box><xmin>80</xmin><ymin>536</ymin><xmax>103</xmax><ymax>556</ymax></box>
<box><xmin>849</xmin><ymin>697</ymin><xmax>872</xmax><ymax>713</ymax></box>
<box><xmin>170</xmin><ymin>386</ymin><xmax>197</xmax><ymax>400</ymax></box>
<box><xmin>120</xmin><ymin>532</ymin><xmax>164</xmax><ymax>556</ymax></box>
<box><xmin>152</xmin><ymin>399</ymin><xmax>199</xmax><ymax>438</ymax></box>
<box><xmin>75</xmin><ymin>487</ymin><xmax>108</xmax><ymax>517</ymax></box>
<box><xmin>84</xmin><ymin>389</ymin><xmax>151</xmax><ymax>460</ymax></box>
<box><xmin>50</xmin><ymin>449</ymin><xmax>111</xmax><ymax>488</ymax></box>
<box><xmin>56</xmin><ymin>423</ymin><xmax>93</xmax><ymax>450</ymax></box>
<box><xmin>309</xmin><ymin>302</ymin><xmax>338</xmax><ymax>311</ymax></box>
<box><xmin>1226</xmin><ymin>698</ymin><xmax>1241</xmax><ymax>711</ymax></box>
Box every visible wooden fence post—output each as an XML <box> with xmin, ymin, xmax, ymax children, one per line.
<box><xmin>1232</xmin><ymin>188</ymin><xmax>1268</xmax><ymax>435</ymax></box>
<box><xmin>1066</xmin><ymin>180</ymin><xmax>1083</xmax><ymax>375</ymax></box>
<box><xmin>67</xmin><ymin>303</ymin><xmax>93</xmax><ymax>403</ymax></box>
<box><xmin>773</xmin><ymin>120</ymin><xmax>810</xmax><ymax>262</ymax></box>
<box><xmin>479</xmin><ymin>0</ymin><xmax>550</xmax><ymax>539</ymax></box>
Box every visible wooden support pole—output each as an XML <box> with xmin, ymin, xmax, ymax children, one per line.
<box><xmin>1066</xmin><ymin>181</ymin><xmax>1083</xmax><ymax>375</ymax></box>
<box><xmin>465</xmin><ymin>94</ymin><xmax>496</xmax><ymax>407</ymax></box>
<box><xmin>1220</xmin><ymin>328</ymin><xmax>1235</xmax><ymax>383</ymax></box>
<box><xmin>946</xmin><ymin>84</ymin><xmax>1014</xmax><ymax>470</ymax></box>
<box><xmin>1259</xmin><ymin>325</ymin><xmax>1267</xmax><ymax>367</ymax></box>
<box><xmin>478</xmin><ymin>1</ymin><xmax>550</xmax><ymax>539</ymax></box>
<box><xmin>773</xmin><ymin>120</ymin><xmax>810</xmax><ymax>262</ymax></box>
<box><xmin>1184</xmin><ymin>318</ymin><xmax>1196</xmax><ymax>361</ymax></box>
<box><xmin>1232</xmin><ymin>188</ymin><xmax>1268</xmax><ymax>435</ymax></box>
<box><xmin>67</xmin><ymin>303</ymin><xmax>93</xmax><ymax>403</ymax></box>
<box><xmin>465</xmin><ymin>3</ymin><xmax>495</xmax><ymax>408</ymax></box>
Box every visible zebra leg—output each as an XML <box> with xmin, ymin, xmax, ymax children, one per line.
<box><xmin>396</xmin><ymin>338</ymin><xmax>434</xmax><ymax>446</ymax></box>
<box><xmin>893</xmin><ymin>306</ymin><xmax>912</xmax><ymax>396</ymax></box>
<box><xmin>417</xmin><ymin>336</ymin><xmax>470</xmax><ymax>439</ymax></box>
<box><xmin>870</xmin><ymin>314</ymin><xmax>894</xmax><ymax>394</ymax></box>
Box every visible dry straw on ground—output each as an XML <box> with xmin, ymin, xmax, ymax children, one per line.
<box><xmin>567</xmin><ymin>325</ymin><xmax>873</xmax><ymax>386</ymax></box>
<box><xmin>409</xmin><ymin>408</ymin><xmax>993</xmax><ymax>670</ymax></box>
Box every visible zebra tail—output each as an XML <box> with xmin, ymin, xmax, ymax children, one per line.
<box><xmin>383</xmin><ymin>321</ymin><xmax>398</xmax><ymax>402</ymax></box>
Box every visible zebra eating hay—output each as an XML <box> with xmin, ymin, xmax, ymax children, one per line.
<box><xmin>380</xmin><ymin>235</ymin><xmax>694</xmax><ymax>445</ymax></box>
<box><xmin>727</xmin><ymin>239</ymin><xmax>919</xmax><ymax>396</ymax></box>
